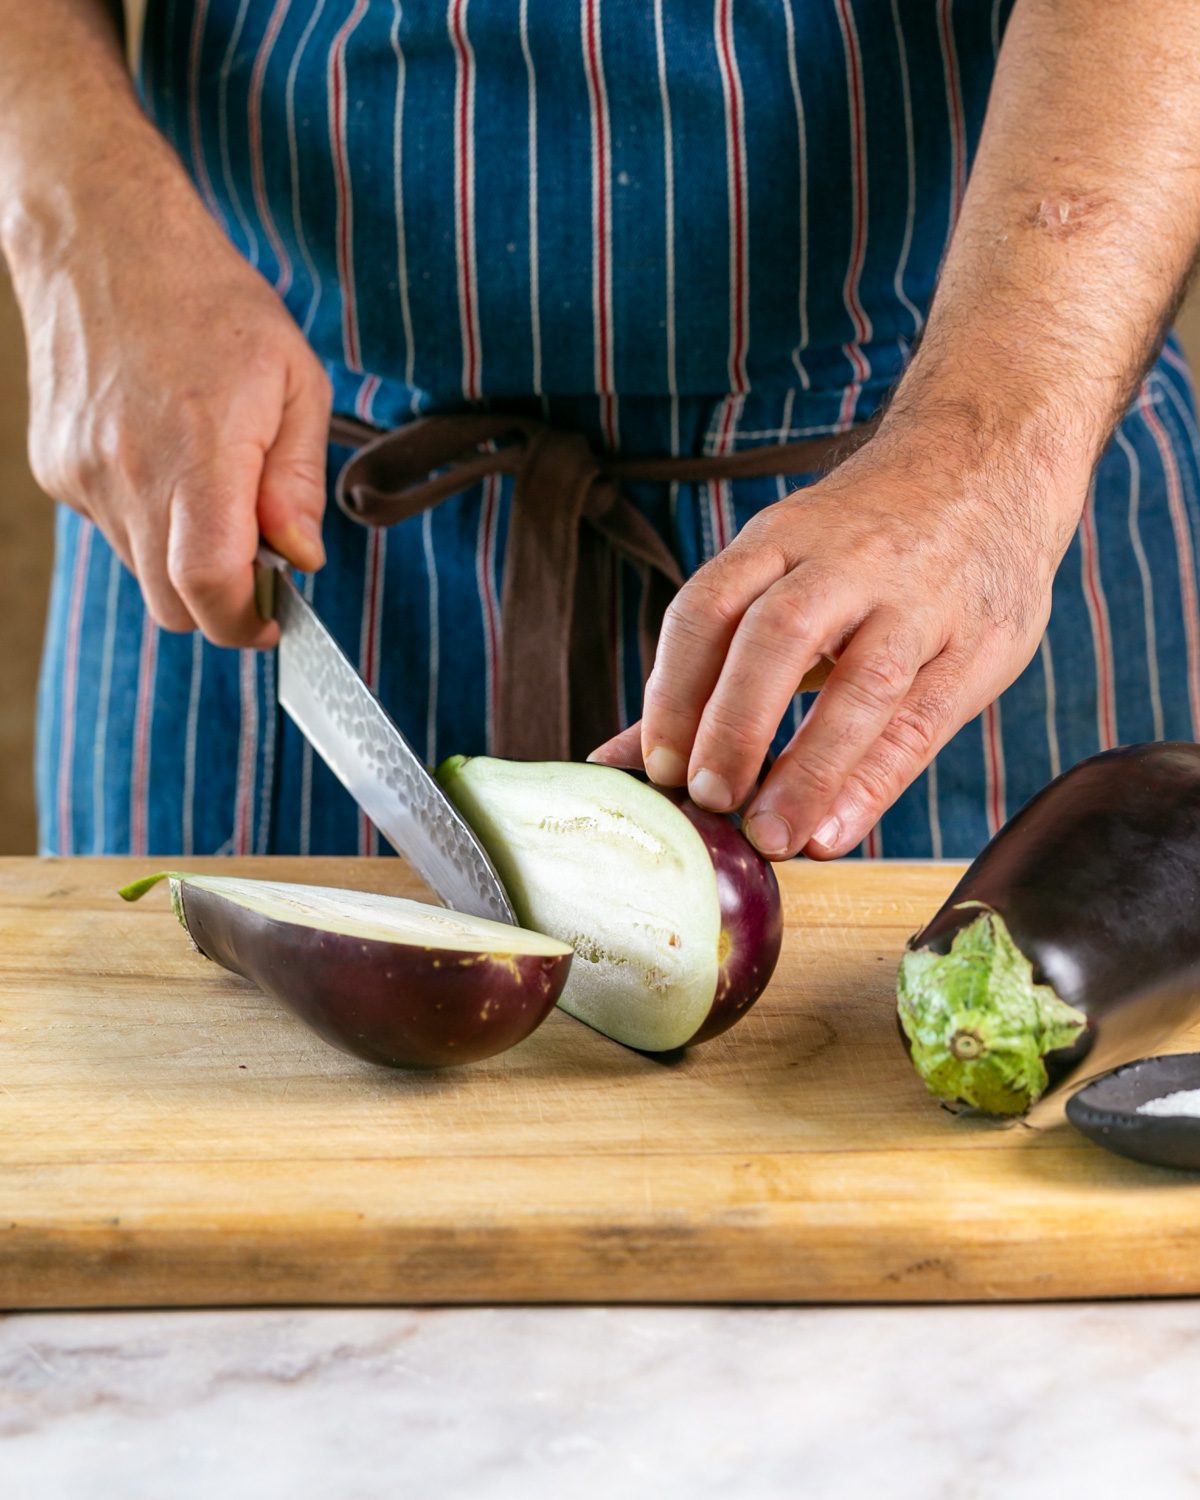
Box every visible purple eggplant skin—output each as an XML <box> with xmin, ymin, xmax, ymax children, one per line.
<box><xmin>664</xmin><ymin>793</ymin><xmax>784</xmax><ymax>1045</ymax></box>
<box><xmin>905</xmin><ymin>742</ymin><xmax>1200</xmax><ymax>1107</ymax></box>
<box><xmin>179</xmin><ymin>883</ymin><xmax>572</xmax><ymax>1069</ymax></box>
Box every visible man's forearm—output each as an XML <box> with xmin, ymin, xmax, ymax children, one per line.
<box><xmin>887</xmin><ymin>0</ymin><xmax>1200</xmax><ymax>501</ymax></box>
<box><xmin>0</xmin><ymin>0</ymin><xmax>174</xmax><ymax>266</ymax></box>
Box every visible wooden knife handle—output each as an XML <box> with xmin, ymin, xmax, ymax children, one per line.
<box><xmin>254</xmin><ymin>544</ymin><xmax>288</xmax><ymax>622</ymax></box>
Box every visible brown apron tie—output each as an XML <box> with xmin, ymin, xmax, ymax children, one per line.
<box><xmin>328</xmin><ymin>410</ymin><xmax>870</xmax><ymax>760</ymax></box>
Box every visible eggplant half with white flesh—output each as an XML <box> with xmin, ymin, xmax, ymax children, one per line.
<box><xmin>120</xmin><ymin>873</ymin><xmax>573</xmax><ymax>1067</ymax></box>
<box><xmin>897</xmin><ymin>742</ymin><xmax>1200</xmax><ymax>1117</ymax></box>
<box><xmin>436</xmin><ymin>757</ymin><xmax>782</xmax><ymax>1052</ymax></box>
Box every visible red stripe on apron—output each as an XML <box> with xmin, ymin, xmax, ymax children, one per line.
<box><xmin>1079</xmin><ymin>494</ymin><xmax>1118</xmax><ymax>748</ymax></box>
<box><xmin>834</xmin><ymin>0</ymin><xmax>871</xmax><ymax>428</ymax></box>
<box><xmin>248</xmin><ymin>0</ymin><xmax>295</xmax><ymax>296</ymax></box>
<box><xmin>1144</xmin><ymin>401</ymin><xmax>1200</xmax><ymax>734</ymax></box>
<box><xmin>130</xmin><ymin>616</ymin><xmax>160</xmax><ymax>857</ymax></box>
<box><xmin>715</xmin><ymin>0</ymin><xmax>749</xmax><ymax>396</ymax></box>
<box><xmin>450</xmin><ymin>0</ymin><xmax>482</xmax><ymax>401</ymax></box>
<box><xmin>983</xmin><ymin>699</ymin><xmax>1006</xmax><ymax>837</ymax></box>
<box><xmin>329</xmin><ymin>0</ymin><xmax>369</xmax><ymax>371</ymax></box>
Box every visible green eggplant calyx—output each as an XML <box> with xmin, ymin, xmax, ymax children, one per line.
<box><xmin>896</xmin><ymin>908</ymin><xmax>1087</xmax><ymax>1117</ymax></box>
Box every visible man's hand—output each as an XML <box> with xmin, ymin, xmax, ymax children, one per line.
<box><xmin>595</xmin><ymin>0</ymin><xmax>1200</xmax><ymax>857</ymax></box>
<box><xmin>10</xmin><ymin>173</ymin><xmax>330</xmax><ymax>648</ymax></box>
<box><xmin>593</xmin><ymin>421</ymin><xmax>1079</xmax><ymax>858</ymax></box>
<box><xmin>0</xmin><ymin>0</ymin><xmax>330</xmax><ymax>649</ymax></box>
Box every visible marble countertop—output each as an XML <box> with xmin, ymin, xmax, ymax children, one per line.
<box><xmin>3</xmin><ymin>1303</ymin><xmax>1198</xmax><ymax>1498</ymax></box>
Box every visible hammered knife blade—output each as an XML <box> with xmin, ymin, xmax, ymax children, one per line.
<box><xmin>256</xmin><ymin>553</ymin><xmax>516</xmax><ymax>925</ymax></box>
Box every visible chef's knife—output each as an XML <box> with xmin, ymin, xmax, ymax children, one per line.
<box><xmin>255</xmin><ymin>551</ymin><xmax>516</xmax><ymax>925</ymax></box>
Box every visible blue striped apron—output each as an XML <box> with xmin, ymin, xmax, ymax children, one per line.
<box><xmin>37</xmin><ymin>0</ymin><xmax>1200</xmax><ymax>859</ymax></box>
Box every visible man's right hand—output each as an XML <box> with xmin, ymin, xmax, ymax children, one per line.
<box><xmin>5</xmin><ymin>136</ymin><xmax>331</xmax><ymax>649</ymax></box>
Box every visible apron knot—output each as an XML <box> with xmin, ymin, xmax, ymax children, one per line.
<box><xmin>329</xmin><ymin>409</ymin><xmax>866</xmax><ymax>760</ymax></box>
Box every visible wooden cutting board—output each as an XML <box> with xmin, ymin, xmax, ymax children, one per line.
<box><xmin>4</xmin><ymin>855</ymin><xmax>1200</xmax><ymax>1309</ymax></box>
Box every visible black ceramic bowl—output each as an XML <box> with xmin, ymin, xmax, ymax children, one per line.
<box><xmin>1066</xmin><ymin>1053</ymin><xmax>1200</xmax><ymax>1170</ymax></box>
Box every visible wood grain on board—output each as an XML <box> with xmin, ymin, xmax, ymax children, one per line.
<box><xmin>3</xmin><ymin>856</ymin><xmax>1200</xmax><ymax>1309</ymax></box>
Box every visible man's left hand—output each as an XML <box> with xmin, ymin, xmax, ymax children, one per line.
<box><xmin>590</xmin><ymin>421</ymin><xmax>1082</xmax><ymax>860</ymax></box>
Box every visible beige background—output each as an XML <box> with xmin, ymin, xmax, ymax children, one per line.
<box><xmin>4</xmin><ymin>259</ymin><xmax>1200</xmax><ymax>855</ymax></box>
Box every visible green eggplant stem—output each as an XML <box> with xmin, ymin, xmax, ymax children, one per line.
<box><xmin>896</xmin><ymin>908</ymin><xmax>1088</xmax><ymax>1117</ymax></box>
<box><xmin>118</xmin><ymin>870</ymin><xmax>188</xmax><ymax>926</ymax></box>
<box><xmin>118</xmin><ymin>872</ymin><xmax>172</xmax><ymax>903</ymax></box>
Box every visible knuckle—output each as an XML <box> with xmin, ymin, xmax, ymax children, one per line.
<box><xmin>108</xmin><ymin>431</ymin><xmax>154</xmax><ymax>492</ymax></box>
<box><xmin>886</xmin><ymin>690</ymin><xmax>952</xmax><ymax>761</ymax></box>
<box><xmin>26</xmin><ymin>440</ymin><xmax>59</xmax><ymax>497</ymax></box>
<box><xmin>203</xmin><ymin>620</ymin><xmax>252</xmax><ymax>649</ymax></box>
<box><xmin>173</xmin><ymin>397</ymin><xmax>219</xmax><ymax>455</ymax></box>
<box><xmin>845</xmin><ymin>737</ymin><xmax>912</xmax><ymax>812</ymax></box>
<box><xmin>701</xmin><ymin>701</ymin><xmax>773</xmax><ymax>757</ymax></box>
<box><xmin>664</xmin><ymin>576</ymin><xmax>742</xmax><ymax>638</ymax></box>
<box><xmin>840</xmin><ymin>648</ymin><xmax>913</xmax><ymax>711</ymax></box>
<box><xmin>840</xmin><ymin>762</ymin><xmax>892</xmax><ymax>819</ymax></box>
<box><xmin>143</xmin><ymin>594</ymin><xmax>193</xmax><ymax>634</ymax></box>
<box><xmin>263</xmin><ymin>451</ymin><xmax>327</xmax><ymax>499</ymax></box>
<box><xmin>883</xmin><ymin>711</ymin><xmax>937</xmax><ymax>764</ymax></box>
<box><xmin>307</xmin><ymin>361</ymin><xmax>334</xmax><ymax>406</ymax></box>
<box><xmin>733</xmin><ymin>511</ymin><xmax>769</xmax><ymax>545</ymax></box>
<box><xmin>29</xmin><ymin>431</ymin><xmax>88</xmax><ymax>500</ymax></box>
<box><xmin>842</xmin><ymin>707</ymin><xmax>947</xmax><ymax>819</ymax></box>
<box><xmin>243</xmin><ymin>338</ymin><xmax>284</xmax><ymax>381</ymax></box>
<box><xmin>166</xmin><ymin>551</ymin><xmax>226</xmax><ymax>602</ymax></box>
<box><xmin>785</xmin><ymin>748</ymin><xmax>843</xmax><ymax>805</ymax></box>
<box><xmin>642</xmin><ymin>672</ymin><xmax>692</xmax><ymax>722</ymax></box>
<box><xmin>748</xmin><ymin>590</ymin><xmax>819</xmax><ymax>649</ymax></box>
<box><xmin>731</xmin><ymin>512</ymin><xmax>784</xmax><ymax>561</ymax></box>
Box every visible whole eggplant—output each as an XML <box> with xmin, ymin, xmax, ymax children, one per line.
<box><xmin>897</xmin><ymin>742</ymin><xmax>1200</xmax><ymax>1116</ymax></box>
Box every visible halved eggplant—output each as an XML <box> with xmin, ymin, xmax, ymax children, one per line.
<box><xmin>436</xmin><ymin>757</ymin><xmax>782</xmax><ymax>1052</ymax></box>
<box><xmin>897</xmin><ymin>742</ymin><xmax>1200</xmax><ymax>1116</ymax></box>
<box><xmin>120</xmin><ymin>873</ymin><xmax>573</xmax><ymax>1068</ymax></box>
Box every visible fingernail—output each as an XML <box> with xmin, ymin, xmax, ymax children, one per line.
<box><xmin>645</xmin><ymin>745</ymin><xmax>687</xmax><ymax>786</ymax></box>
<box><xmin>810</xmin><ymin>815</ymin><xmax>841</xmax><ymax>852</ymax></box>
<box><xmin>689</xmin><ymin>767</ymin><xmax>734</xmax><ymax>812</ymax></box>
<box><xmin>745</xmin><ymin>811</ymin><xmax>792</xmax><ymax>856</ymax></box>
<box><xmin>287</xmin><ymin>517</ymin><xmax>326</xmax><ymax>570</ymax></box>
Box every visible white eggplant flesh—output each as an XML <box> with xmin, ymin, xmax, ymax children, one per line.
<box><xmin>437</xmin><ymin>757</ymin><xmax>782</xmax><ymax>1052</ymax></box>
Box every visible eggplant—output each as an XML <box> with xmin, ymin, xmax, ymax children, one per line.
<box><xmin>436</xmin><ymin>757</ymin><xmax>782</xmax><ymax>1052</ymax></box>
<box><xmin>120</xmin><ymin>873</ymin><xmax>573</xmax><ymax>1068</ymax></box>
<box><xmin>669</xmin><ymin>791</ymin><xmax>784</xmax><ymax>1044</ymax></box>
<box><xmin>897</xmin><ymin>742</ymin><xmax>1200</xmax><ymax>1117</ymax></box>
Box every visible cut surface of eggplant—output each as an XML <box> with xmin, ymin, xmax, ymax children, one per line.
<box><xmin>121</xmin><ymin>873</ymin><xmax>572</xmax><ymax>1068</ymax></box>
<box><xmin>897</xmin><ymin>742</ymin><xmax>1200</xmax><ymax>1116</ymax></box>
<box><xmin>437</xmin><ymin>757</ymin><xmax>781</xmax><ymax>1052</ymax></box>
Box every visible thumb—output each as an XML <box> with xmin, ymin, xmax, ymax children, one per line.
<box><xmin>257</xmin><ymin>357</ymin><xmax>332</xmax><ymax>572</ymax></box>
<box><xmin>587</xmin><ymin>720</ymin><xmax>645</xmax><ymax>770</ymax></box>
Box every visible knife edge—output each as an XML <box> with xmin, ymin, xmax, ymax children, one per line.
<box><xmin>265</xmin><ymin>563</ymin><xmax>516</xmax><ymax>926</ymax></box>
